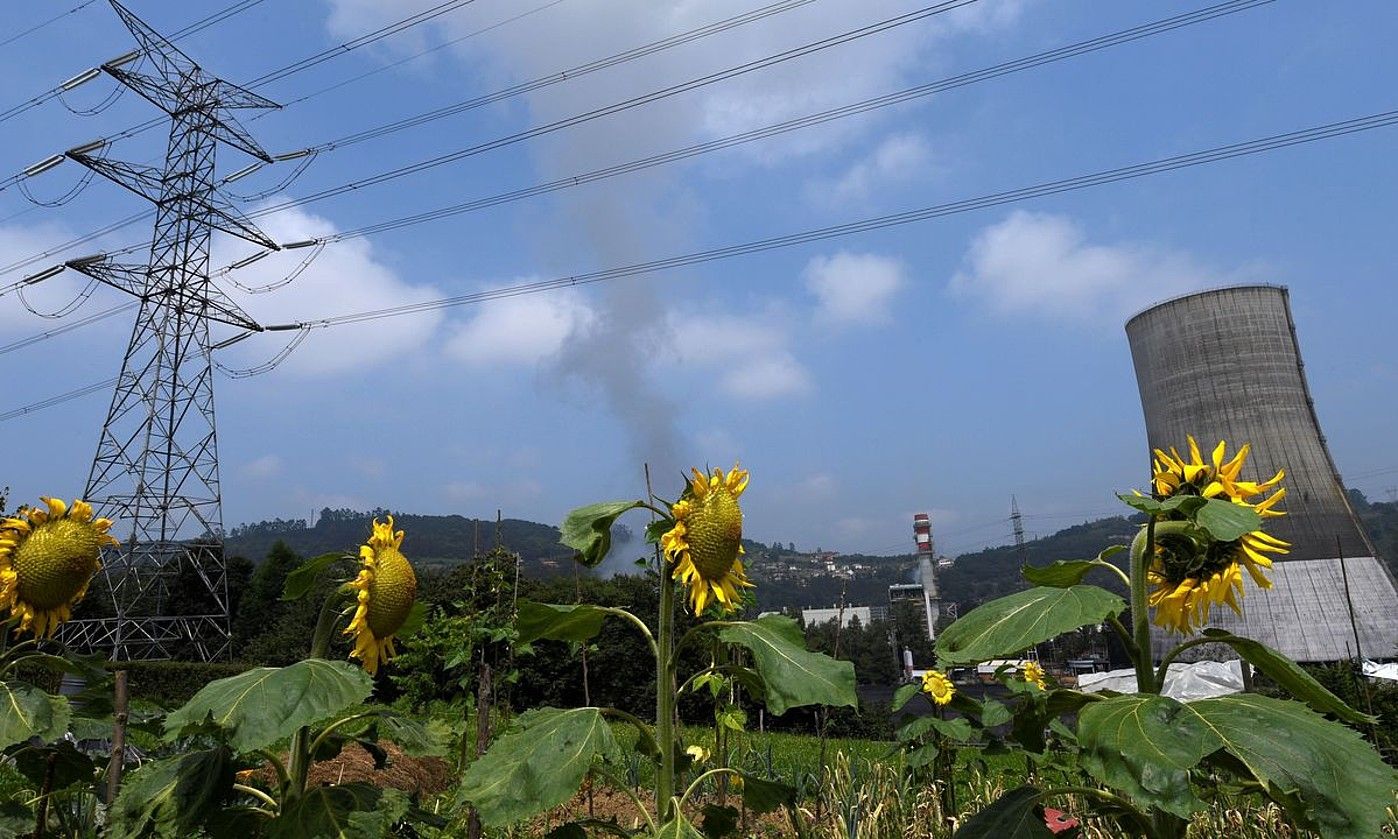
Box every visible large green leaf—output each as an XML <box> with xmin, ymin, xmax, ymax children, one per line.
<box><xmin>281</xmin><ymin>552</ymin><xmax>346</xmax><ymax>601</ymax></box>
<box><xmin>954</xmin><ymin>787</ymin><xmax>1054</xmax><ymax>838</ymax></box>
<box><xmin>1077</xmin><ymin>694</ymin><xmax>1216</xmax><ymax>817</ymax></box>
<box><xmin>1022</xmin><ymin>547</ymin><xmax>1126</xmax><ymax>588</ymax></box>
<box><xmin>1194</xmin><ymin>498</ymin><xmax>1261</xmax><ymax>541</ymax></box>
<box><xmin>890</xmin><ymin>682</ymin><xmax>921</xmax><ymax>713</ymax></box>
<box><xmin>11</xmin><ymin>740</ymin><xmax>95</xmax><ymax>791</ymax></box>
<box><xmin>375</xmin><ymin>712</ymin><xmax>452</xmax><ymax>757</ymax></box>
<box><xmin>718</xmin><ymin>615</ymin><xmax>856</xmax><ymax>715</ymax></box>
<box><xmin>1184</xmin><ymin>694</ymin><xmax>1397</xmax><ymax>837</ymax></box>
<box><xmin>936</xmin><ymin>586</ymin><xmax>1124</xmax><ymax>665</ymax></box>
<box><xmin>107</xmin><ymin>747</ymin><xmax>235</xmax><ymax>839</ymax></box>
<box><xmin>560</xmin><ymin>500</ymin><xmax>644</xmax><ymax>568</ymax></box>
<box><xmin>458</xmin><ymin>706</ymin><xmax>616</xmax><ymax>826</ymax></box>
<box><xmin>653</xmin><ymin>813</ymin><xmax>704</xmax><ymax>838</ymax></box>
<box><xmin>517</xmin><ymin>601</ymin><xmax>613</xmax><ymax>643</ymax></box>
<box><xmin>736</xmin><ymin>772</ymin><xmax>795</xmax><ymax>814</ymax></box>
<box><xmin>0</xmin><ymin>680</ymin><xmax>70</xmax><ymax>749</ymax></box>
<box><xmin>267</xmin><ymin>785</ymin><xmax>408</xmax><ymax>839</ymax></box>
<box><xmin>1195</xmin><ymin>630</ymin><xmax>1372</xmax><ymax>724</ymax></box>
<box><xmin>164</xmin><ymin>659</ymin><xmax>373</xmax><ymax>752</ymax></box>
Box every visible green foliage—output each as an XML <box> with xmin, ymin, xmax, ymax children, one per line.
<box><xmin>935</xmin><ymin>585</ymin><xmax>1125</xmax><ymax>665</ymax></box>
<box><xmin>953</xmin><ymin>786</ymin><xmax>1054</xmax><ymax>838</ymax></box>
<box><xmin>266</xmin><ymin>784</ymin><xmax>409</xmax><ymax>839</ymax></box>
<box><xmin>1182</xmin><ymin>694</ymin><xmax>1398</xmax><ymax>838</ymax></box>
<box><xmin>107</xmin><ymin>747</ymin><xmax>236</xmax><ymax>839</ymax></box>
<box><xmin>108</xmin><ymin>660</ymin><xmax>254</xmax><ymax>707</ymax></box>
<box><xmin>1077</xmin><ymin>694</ymin><xmax>1215</xmax><ymax>817</ymax></box>
<box><xmin>0</xmin><ymin>680</ymin><xmax>70</xmax><ymax>749</ymax></box>
<box><xmin>1193</xmin><ymin>630</ymin><xmax>1372</xmax><ymax>724</ymax></box>
<box><xmin>717</xmin><ymin>615</ymin><xmax>857</xmax><ymax>715</ymax></box>
<box><xmin>560</xmin><ymin>500</ymin><xmax>645</xmax><ymax>568</ymax></box>
<box><xmin>165</xmin><ymin>659</ymin><xmax>373</xmax><ymax>752</ymax></box>
<box><xmin>280</xmin><ymin>552</ymin><xmax>346</xmax><ymax>601</ymax></box>
<box><xmin>517</xmin><ymin>600</ymin><xmax>612</xmax><ymax>643</ymax></box>
<box><xmin>457</xmin><ymin>706</ymin><xmax>617</xmax><ymax>827</ymax></box>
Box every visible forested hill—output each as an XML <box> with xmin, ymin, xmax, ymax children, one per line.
<box><xmin>225</xmin><ymin>509</ymin><xmax>579</xmax><ymax>576</ymax></box>
<box><xmin>224</xmin><ymin>494</ymin><xmax>1398</xmax><ymax>607</ymax></box>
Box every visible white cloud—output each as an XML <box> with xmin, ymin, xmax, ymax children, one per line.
<box><xmin>948</xmin><ymin>211</ymin><xmax>1223</xmax><ymax>320</ymax></box>
<box><xmin>212</xmin><ymin>202</ymin><xmax>446</xmax><ymax>375</ymax></box>
<box><xmin>808</xmin><ymin>132</ymin><xmax>935</xmax><ymax>206</ymax></box>
<box><xmin>0</xmin><ymin>222</ymin><xmax>125</xmax><ymax>334</ymax></box>
<box><xmin>443</xmin><ymin>287</ymin><xmax>594</xmax><ymax>366</ymax></box>
<box><xmin>804</xmin><ymin>251</ymin><xmax>906</xmax><ymax>326</ymax></box>
<box><xmin>664</xmin><ymin>306</ymin><xmax>812</xmax><ymax>399</ymax></box>
<box><xmin>794</xmin><ymin>473</ymin><xmax>837</xmax><ymax>500</ymax></box>
<box><xmin>240</xmin><ymin>455</ymin><xmax>283</xmax><ymax>479</ymax></box>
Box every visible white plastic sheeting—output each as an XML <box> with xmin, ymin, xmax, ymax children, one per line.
<box><xmin>1078</xmin><ymin>660</ymin><xmax>1245</xmax><ymax>700</ymax></box>
<box><xmin>1363</xmin><ymin>660</ymin><xmax>1398</xmax><ymax>682</ymax></box>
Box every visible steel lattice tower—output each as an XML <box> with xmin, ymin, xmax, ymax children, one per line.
<box><xmin>58</xmin><ymin>1</ymin><xmax>279</xmax><ymax>660</ymax></box>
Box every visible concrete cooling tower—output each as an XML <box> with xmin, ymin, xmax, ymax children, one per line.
<box><xmin>1126</xmin><ymin>284</ymin><xmax>1398</xmax><ymax>662</ymax></box>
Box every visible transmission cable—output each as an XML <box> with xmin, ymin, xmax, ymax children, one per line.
<box><xmin>0</xmin><ymin>0</ymin><xmax>1280</xmax><ymax>290</ymax></box>
<box><xmin>0</xmin><ymin>0</ymin><xmax>275</xmax><ymax>125</ymax></box>
<box><xmin>300</xmin><ymin>0</ymin><xmax>1275</xmax><ymax>244</ymax></box>
<box><xmin>0</xmin><ymin>303</ymin><xmax>137</xmax><ymax>359</ymax></box>
<box><xmin>0</xmin><ymin>0</ymin><xmax>936</xmax><ymax>270</ymax></box>
<box><xmin>8</xmin><ymin>108</ymin><xmax>1398</xmax><ymax>422</ymax></box>
<box><xmin>0</xmin><ymin>0</ymin><xmax>100</xmax><ymax>50</ymax></box>
<box><xmin>249</xmin><ymin>0</ymin><xmax>984</xmax><ymax>217</ymax></box>
<box><xmin>265</xmin><ymin>107</ymin><xmax>1398</xmax><ymax>331</ymax></box>
<box><xmin>308</xmin><ymin>0</ymin><xmax>821</xmax><ymax>150</ymax></box>
<box><xmin>260</xmin><ymin>0</ymin><xmax>570</xmax><ymax>116</ymax></box>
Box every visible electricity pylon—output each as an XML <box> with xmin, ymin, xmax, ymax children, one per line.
<box><xmin>58</xmin><ymin>1</ymin><xmax>278</xmax><ymax>660</ymax></box>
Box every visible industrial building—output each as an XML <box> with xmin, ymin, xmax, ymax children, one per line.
<box><xmin>800</xmin><ymin>606</ymin><xmax>877</xmax><ymax>628</ymax></box>
<box><xmin>1126</xmin><ymin>284</ymin><xmax>1398</xmax><ymax>662</ymax></box>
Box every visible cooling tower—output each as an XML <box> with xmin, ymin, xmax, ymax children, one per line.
<box><xmin>1126</xmin><ymin>285</ymin><xmax>1398</xmax><ymax>662</ymax></box>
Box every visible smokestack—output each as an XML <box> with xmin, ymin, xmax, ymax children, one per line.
<box><xmin>1126</xmin><ymin>285</ymin><xmax>1398</xmax><ymax>661</ymax></box>
<box><xmin>914</xmin><ymin>513</ymin><xmax>940</xmax><ymax>639</ymax></box>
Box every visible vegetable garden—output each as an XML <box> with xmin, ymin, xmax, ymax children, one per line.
<box><xmin>0</xmin><ymin>442</ymin><xmax>1394</xmax><ymax>837</ymax></box>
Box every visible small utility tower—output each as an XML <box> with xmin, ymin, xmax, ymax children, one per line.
<box><xmin>58</xmin><ymin>1</ymin><xmax>280</xmax><ymax>660</ymax></box>
<box><xmin>1011</xmin><ymin>495</ymin><xmax>1028</xmax><ymax>563</ymax></box>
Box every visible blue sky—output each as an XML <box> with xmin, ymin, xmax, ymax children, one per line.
<box><xmin>1</xmin><ymin>0</ymin><xmax>1395</xmax><ymax>559</ymax></box>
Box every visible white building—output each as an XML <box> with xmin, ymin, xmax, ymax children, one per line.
<box><xmin>802</xmin><ymin>606</ymin><xmax>872</xmax><ymax>628</ymax></box>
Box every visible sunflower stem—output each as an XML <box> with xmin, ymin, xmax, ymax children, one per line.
<box><xmin>288</xmin><ymin>589</ymin><xmax>347</xmax><ymax>799</ymax></box>
<box><xmin>655</xmin><ymin>560</ymin><xmax>677</xmax><ymax>823</ymax></box>
<box><xmin>1129</xmin><ymin>520</ymin><xmax>1158</xmax><ymax>694</ymax></box>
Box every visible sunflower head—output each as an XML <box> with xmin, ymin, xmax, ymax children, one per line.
<box><xmin>1021</xmin><ymin>660</ymin><xmax>1047</xmax><ymax>690</ymax></box>
<box><xmin>343</xmin><ymin>515</ymin><xmax>417</xmax><ymax>674</ymax></box>
<box><xmin>921</xmin><ymin>669</ymin><xmax>955</xmax><ymax>706</ymax></box>
<box><xmin>660</xmin><ymin>464</ymin><xmax>754</xmax><ymax>615</ymax></box>
<box><xmin>1145</xmin><ymin>437</ymin><xmax>1291</xmax><ymax>634</ymax></box>
<box><xmin>1152</xmin><ymin>436</ymin><xmax>1284</xmax><ymax>507</ymax></box>
<box><xmin>0</xmin><ymin>497</ymin><xmax>117</xmax><ymax>638</ymax></box>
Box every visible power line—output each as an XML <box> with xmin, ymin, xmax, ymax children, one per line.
<box><xmin>0</xmin><ymin>0</ymin><xmax>485</xmax><ymax>184</ymax></box>
<box><xmin>261</xmin><ymin>107</ymin><xmax>1398</xmax><ymax>332</ymax></box>
<box><xmin>246</xmin><ymin>0</ymin><xmax>984</xmax><ymax>216</ymax></box>
<box><xmin>0</xmin><ymin>0</ymin><xmax>99</xmax><ymax>49</ymax></box>
<box><xmin>0</xmin><ymin>0</ymin><xmax>274</xmax><ymax>125</ymax></box>
<box><xmin>298</xmin><ymin>0</ymin><xmax>1274</xmax><ymax>243</ymax></box>
<box><xmin>244</xmin><ymin>0</ymin><xmax>480</xmax><ymax>89</ymax></box>
<box><xmin>8</xmin><ymin>107</ymin><xmax>1397</xmax><ymax>422</ymax></box>
<box><xmin>309</xmin><ymin>0</ymin><xmax>822</xmax><ymax>151</ymax></box>
<box><xmin>262</xmin><ymin>0</ymin><xmax>570</xmax><ymax>114</ymax></box>
<box><xmin>0</xmin><ymin>0</ymin><xmax>950</xmax><ymax>273</ymax></box>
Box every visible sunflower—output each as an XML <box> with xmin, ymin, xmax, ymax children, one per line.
<box><xmin>343</xmin><ymin>516</ymin><xmax>417</xmax><ymax>674</ymax></box>
<box><xmin>1145</xmin><ymin>439</ymin><xmax>1290</xmax><ymax>634</ymax></box>
<box><xmin>921</xmin><ymin>669</ymin><xmax>955</xmax><ymax>706</ymax></box>
<box><xmin>1021</xmin><ymin>660</ymin><xmax>1047</xmax><ymax>689</ymax></box>
<box><xmin>660</xmin><ymin>465</ymin><xmax>754</xmax><ymax>614</ymax></box>
<box><xmin>1152</xmin><ymin>436</ymin><xmax>1284</xmax><ymax>505</ymax></box>
<box><xmin>0</xmin><ymin>497</ymin><xmax>117</xmax><ymax>638</ymax></box>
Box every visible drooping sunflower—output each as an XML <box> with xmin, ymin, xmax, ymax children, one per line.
<box><xmin>0</xmin><ymin>497</ymin><xmax>117</xmax><ymax>638</ymax></box>
<box><xmin>921</xmin><ymin>669</ymin><xmax>955</xmax><ymax>706</ymax></box>
<box><xmin>1152</xmin><ymin>436</ymin><xmax>1284</xmax><ymax>505</ymax></box>
<box><xmin>660</xmin><ymin>465</ymin><xmax>754</xmax><ymax>615</ymax></box>
<box><xmin>343</xmin><ymin>516</ymin><xmax>417</xmax><ymax>674</ymax></box>
<box><xmin>1146</xmin><ymin>438</ymin><xmax>1290</xmax><ymax>634</ymax></box>
<box><xmin>1021</xmin><ymin>660</ymin><xmax>1047</xmax><ymax>689</ymax></box>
